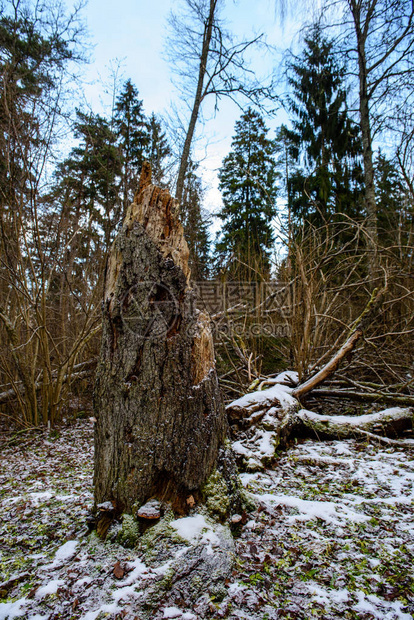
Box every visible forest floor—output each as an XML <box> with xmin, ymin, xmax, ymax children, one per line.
<box><xmin>1</xmin><ymin>418</ymin><xmax>414</xmax><ymax>620</ymax></box>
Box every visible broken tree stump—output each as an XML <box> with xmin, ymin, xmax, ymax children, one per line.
<box><xmin>94</xmin><ymin>163</ymin><xmax>236</xmax><ymax>517</ymax></box>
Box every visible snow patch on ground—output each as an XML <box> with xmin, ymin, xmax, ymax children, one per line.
<box><xmin>163</xmin><ymin>607</ymin><xmax>183</xmax><ymax>618</ymax></box>
<box><xmin>1</xmin><ymin>420</ymin><xmax>414</xmax><ymax>619</ymax></box>
<box><xmin>256</xmin><ymin>492</ymin><xmax>369</xmax><ymax>525</ymax></box>
<box><xmin>353</xmin><ymin>591</ymin><xmax>413</xmax><ymax>619</ymax></box>
<box><xmin>0</xmin><ymin>598</ymin><xmax>28</xmax><ymax>620</ymax></box>
<box><xmin>170</xmin><ymin>514</ymin><xmax>216</xmax><ymax>543</ymax></box>
<box><xmin>35</xmin><ymin>579</ymin><xmax>64</xmax><ymax>599</ymax></box>
<box><xmin>122</xmin><ymin>557</ymin><xmax>149</xmax><ymax>584</ymax></box>
<box><xmin>54</xmin><ymin>539</ymin><xmax>79</xmax><ymax>562</ymax></box>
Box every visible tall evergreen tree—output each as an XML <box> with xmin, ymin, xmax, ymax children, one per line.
<box><xmin>216</xmin><ymin>108</ymin><xmax>278</xmax><ymax>278</ymax></box>
<box><xmin>146</xmin><ymin>113</ymin><xmax>171</xmax><ymax>186</ymax></box>
<box><xmin>180</xmin><ymin>162</ymin><xmax>211</xmax><ymax>280</ymax></box>
<box><xmin>55</xmin><ymin>110</ymin><xmax>122</xmax><ymax>248</ymax></box>
<box><xmin>287</xmin><ymin>25</ymin><xmax>363</xmax><ymax>227</ymax></box>
<box><xmin>114</xmin><ymin>80</ymin><xmax>149</xmax><ymax>210</ymax></box>
<box><xmin>114</xmin><ymin>81</ymin><xmax>171</xmax><ymax>204</ymax></box>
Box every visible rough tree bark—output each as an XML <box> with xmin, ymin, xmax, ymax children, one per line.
<box><xmin>94</xmin><ymin>163</ymin><xmax>237</xmax><ymax>518</ymax></box>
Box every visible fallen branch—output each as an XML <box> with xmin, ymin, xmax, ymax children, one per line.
<box><xmin>292</xmin><ymin>329</ymin><xmax>363</xmax><ymax>401</ymax></box>
<box><xmin>348</xmin><ymin>428</ymin><xmax>414</xmax><ymax>449</ymax></box>
<box><xmin>307</xmin><ymin>389</ymin><xmax>414</xmax><ymax>407</ymax></box>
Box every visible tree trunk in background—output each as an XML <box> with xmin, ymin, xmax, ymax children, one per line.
<box><xmin>94</xmin><ymin>162</ymin><xmax>230</xmax><ymax>516</ymax></box>
<box><xmin>175</xmin><ymin>0</ymin><xmax>217</xmax><ymax>205</ymax></box>
<box><xmin>348</xmin><ymin>0</ymin><xmax>378</xmax><ymax>273</ymax></box>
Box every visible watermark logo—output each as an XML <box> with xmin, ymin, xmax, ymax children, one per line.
<box><xmin>193</xmin><ymin>281</ymin><xmax>289</xmax><ymax>315</ymax></box>
<box><xmin>212</xmin><ymin>321</ymin><xmax>291</xmax><ymax>338</ymax></box>
<box><xmin>120</xmin><ymin>280</ymin><xmax>291</xmax><ymax>340</ymax></box>
<box><xmin>121</xmin><ymin>281</ymin><xmax>180</xmax><ymax>340</ymax></box>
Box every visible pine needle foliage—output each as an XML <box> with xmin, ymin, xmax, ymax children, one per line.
<box><xmin>216</xmin><ymin>107</ymin><xmax>278</xmax><ymax>278</ymax></box>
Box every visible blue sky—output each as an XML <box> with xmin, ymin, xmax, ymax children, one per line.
<box><xmin>80</xmin><ymin>0</ymin><xmax>308</xmax><ymax>216</ymax></box>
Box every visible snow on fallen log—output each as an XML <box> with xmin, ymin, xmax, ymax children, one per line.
<box><xmin>227</xmin><ymin>375</ymin><xmax>414</xmax><ymax>471</ymax></box>
<box><xmin>227</xmin><ymin>383</ymin><xmax>297</xmax><ymax>422</ymax></box>
<box><xmin>298</xmin><ymin>407</ymin><xmax>414</xmax><ymax>442</ymax></box>
<box><xmin>227</xmin><ymin>381</ymin><xmax>301</xmax><ymax>471</ymax></box>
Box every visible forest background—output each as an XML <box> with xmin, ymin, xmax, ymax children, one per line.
<box><xmin>1</xmin><ymin>0</ymin><xmax>414</xmax><ymax>428</ymax></box>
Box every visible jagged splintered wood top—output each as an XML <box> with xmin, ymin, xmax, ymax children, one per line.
<box><xmin>127</xmin><ymin>161</ymin><xmax>190</xmax><ymax>282</ymax></box>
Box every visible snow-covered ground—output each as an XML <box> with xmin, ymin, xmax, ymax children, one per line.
<box><xmin>1</xmin><ymin>420</ymin><xmax>414</xmax><ymax>619</ymax></box>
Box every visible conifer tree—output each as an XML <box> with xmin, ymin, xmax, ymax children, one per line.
<box><xmin>55</xmin><ymin>110</ymin><xmax>122</xmax><ymax>248</ymax></box>
<box><xmin>216</xmin><ymin>108</ymin><xmax>278</xmax><ymax>278</ymax></box>
<box><xmin>114</xmin><ymin>82</ymin><xmax>171</xmax><ymax>203</ymax></box>
<box><xmin>287</xmin><ymin>25</ymin><xmax>363</xmax><ymax>227</ymax></box>
<box><xmin>180</xmin><ymin>162</ymin><xmax>211</xmax><ymax>280</ymax></box>
<box><xmin>114</xmin><ymin>80</ymin><xmax>149</xmax><ymax>210</ymax></box>
<box><xmin>146</xmin><ymin>113</ymin><xmax>171</xmax><ymax>186</ymax></box>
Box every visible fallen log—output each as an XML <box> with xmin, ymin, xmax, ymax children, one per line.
<box><xmin>297</xmin><ymin>407</ymin><xmax>414</xmax><ymax>440</ymax></box>
<box><xmin>229</xmin><ymin>399</ymin><xmax>413</xmax><ymax>471</ymax></box>
<box><xmin>227</xmin><ymin>374</ymin><xmax>414</xmax><ymax>471</ymax></box>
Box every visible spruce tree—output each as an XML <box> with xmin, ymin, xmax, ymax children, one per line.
<box><xmin>114</xmin><ymin>80</ymin><xmax>149</xmax><ymax>210</ymax></box>
<box><xmin>287</xmin><ymin>25</ymin><xmax>363</xmax><ymax>227</ymax></box>
<box><xmin>146</xmin><ymin>113</ymin><xmax>171</xmax><ymax>186</ymax></box>
<box><xmin>114</xmin><ymin>82</ymin><xmax>171</xmax><ymax>204</ymax></box>
<box><xmin>180</xmin><ymin>162</ymin><xmax>211</xmax><ymax>280</ymax></box>
<box><xmin>216</xmin><ymin>108</ymin><xmax>278</xmax><ymax>278</ymax></box>
<box><xmin>55</xmin><ymin>110</ymin><xmax>122</xmax><ymax>248</ymax></box>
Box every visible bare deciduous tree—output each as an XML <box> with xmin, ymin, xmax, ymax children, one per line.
<box><xmin>167</xmin><ymin>0</ymin><xmax>276</xmax><ymax>204</ymax></box>
<box><xmin>0</xmin><ymin>0</ymin><xmax>99</xmax><ymax>427</ymax></box>
<box><xmin>343</xmin><ymin>0</ymin><xmax>414</xmax><ymax>259</ymax></box>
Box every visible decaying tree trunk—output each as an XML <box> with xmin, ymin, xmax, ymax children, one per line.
<box><xmin>94</xmin><ymin>163</ymin><xmax>236</xmax><ymax>518</ymax></box>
